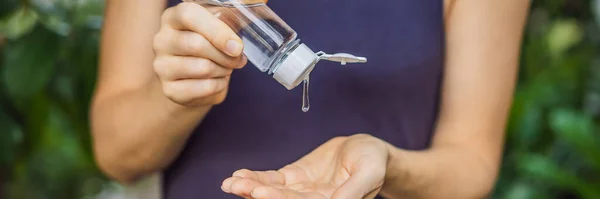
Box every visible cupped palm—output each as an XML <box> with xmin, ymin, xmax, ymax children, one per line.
<box><xmin>222</xmin><ymin>134</ymin><xmax>389</xmax><ymax>199</ymax></box>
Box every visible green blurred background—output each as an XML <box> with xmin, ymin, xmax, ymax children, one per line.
<box><xmin>1</xmin><ymin>0</ymin><xmax>600</xmax><ymax>198</ymax></box>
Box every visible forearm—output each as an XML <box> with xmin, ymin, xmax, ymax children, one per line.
<box><xmin>377</xmin><ymin>0</ymin><xmax>527</xmax><ymax>197</ymax></box>
<box><xmin>380</xmin><ymin>145</ymin><xmax>498</xmax><ymax>199</ymax></box>
<box><xmin>91</xmin><ymin>79</ymin><xmax>210</xmax><ymax>183</ymax></box>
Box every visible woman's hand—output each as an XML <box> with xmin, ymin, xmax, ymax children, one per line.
<box><xmin>152</xmin><ymin>2</ymin><xmax>247</xmax><ymax>107</ymax></box>
<box><xmin>221</xmin><ymin>134</ymin><xmax>389</xmax><ymax>199</ymax></box>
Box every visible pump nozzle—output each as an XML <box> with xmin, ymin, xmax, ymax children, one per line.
<box><xmin>316</xmin><ymin>52</ymin><xmax>367</xmax><ymax>65</ymax></box>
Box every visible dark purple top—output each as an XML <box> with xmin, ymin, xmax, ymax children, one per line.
<box><xmin>164</xmin><ymin>0</ymin><xmax>444</xmax><ymax>198</ymax></box>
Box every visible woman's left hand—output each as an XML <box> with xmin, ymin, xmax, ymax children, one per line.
<box><xmin>221</xmin><ymin>134</ymin><xmax>389</xmax><ymax>199</ymax></box>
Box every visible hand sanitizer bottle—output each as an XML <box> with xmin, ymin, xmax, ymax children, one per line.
<box><xmin>183</xmin><ymin>0</ymin><xmax>367</xmax><ymax>90</ymax></box>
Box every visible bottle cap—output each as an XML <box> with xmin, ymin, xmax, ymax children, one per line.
<box><xmin>273</xmin><ymin>43</ymin><xmax>318</xmax><ymax>90</ymax></box>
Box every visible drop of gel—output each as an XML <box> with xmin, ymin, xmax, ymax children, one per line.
<box><xmin>302</xmin><ymin>76</ymin><xmax>310</xmax><ymax>112</ymax></box>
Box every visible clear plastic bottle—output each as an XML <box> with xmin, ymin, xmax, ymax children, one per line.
<box><xmin>183</xmin><ymin>0</ymin><xmax>315</xmax><ymax>90</ymax></box>
<box><xmin>183</xmin><ymin>0</ymin><xmax>366</xmax><ymax>92</ymax></box>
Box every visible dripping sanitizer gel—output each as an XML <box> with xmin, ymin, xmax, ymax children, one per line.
<box><xmin>183</xmin><ymin>0</ymin><xmax>367</xmax><ymax>111</ymax></box>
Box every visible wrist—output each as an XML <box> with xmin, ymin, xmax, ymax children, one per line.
<box><xmin>381</xmin><ymin>145</ymin><xmax>428</xmax><ymax>199</ymax></box>
<box><xmin>384</xmin><ymin>144</ymin><xmax>409</xmax><ymax>186</ymax></box>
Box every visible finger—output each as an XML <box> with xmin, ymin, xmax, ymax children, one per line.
<box><xmin>363</xmin><ymin>187</ymin><xmax>382</xmax><ymax>199</ymax></box>
<box><xmin>232</xmin><ymin>169</ymin><xmax>286</xmax><ymax>185</ymax></box>
<box><xmin>251</xmin><ymin>186</ymin><xmax>326</xmax><ymax>199</ymax></box>
<box><xmin>250</xmin><ymin>186</ymin><xmax>286</xmax><ymax>199</ymax></box>
<box><xmin>331</xmin><ymin>167</ymin><xmax>385</xmax><ymax>199</ymax></box>
<box><xmin>163</xmin><ymin>78</ymin><xmax>229</xmax><ymax>105</ymax></box>
<box><xmin>154</xmin><ymin>56</ymin><xmax>235</xmax><ymax>80</ymax></box>
<box><xmin>230</xmin><ymin>178</ymin><xmax>265</xmax><ymax>198</ymax></box>
<box><xmin>221</xmin><ymin>176</ymin><xmax>239</xmax><ymax>193</ymax></box>
<box><xmin>164</xmin><ymin>30</ymin><xmax>244</xmax><ymax>68</ymax></box>
<box><xmin>167</xmin><ymin>2</ymin><xmax>243</xmax><ymax>56</ymax></box>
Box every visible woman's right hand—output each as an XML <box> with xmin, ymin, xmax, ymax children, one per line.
<box><xmin>153</xmin><ymin>2</ymin><xmax>247</xmax><ymax>107</ymax></box>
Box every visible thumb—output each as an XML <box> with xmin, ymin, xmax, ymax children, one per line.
<box><xmin>331</xmin><ymin>167</ymin><xmax>385</xmax><ymax>199</ymax></box>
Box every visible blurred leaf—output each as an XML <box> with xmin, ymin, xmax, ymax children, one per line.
<box><xmin>521</xmin><ymin>29</ymin><xmax>550</xmax><ymax>80</ymax></box>
<box><xmin>31</xmin><ymin>0</ymin><xmax>68</xmax><ymax>19</ymax></box>
<box><xmin>1</xmin><ymin>0</ymin><xmax>111</xmax><ymax>198</ymax></box>
<box><xmin>501</xmin><ymin>181</ymin><xmax>551</xmax><ymax>199</ymax></box>
<box><xmin>526</xmin><ymin>71</ymin><xmax>564</xmax><ymax>107</ymax></box>
<box><xmin>547</xmin><ymin>141</ymin><xmax>585</xmax><ymax>170</ymax></box>
<box><xmin>0</xmin><ymin>7</ymin><xmax>39</xmax><ymax>40</ymax></box>
<box><xmin>38</xmin><ymin>14</ymin><xmax>71</xmax><ymax>36</ymax></box>
<box><xmin>30</xmin><ymin>0</ymin><xmax>74</xmax><ymax>36</ymax></box>
<box><xmin>55</xmin><ymin>29</ymin><xmax>100</xmax><ymax>158</ymax></box>
<box><xmin>508</xmin><ymin>90</ymin><xmax>544</xmax><ymax>150</ymax></box>
<box><xmin>1</xmin><ymin>25</ymin><xmax>60</xmax><ymax>102</ymax></box>
<box><xmin>9</xmin><ymin>102</ymin><xmax>98</xmax><ymax>198</ymax></box>
<box><xmin>518</xmin><ymin>154</ymin><xmax>571</xmax><ymax>185</ymax></box>
<box><xmin>0</xmin><ymin>106</ymin><xmax>22</xmax><ymax>166</ymax></box>
<box><xmin>0</xmin><ymin>0</ymin><xmax>19</xmax><ymax>19</ymax></box>
<box><xmin>29</xmin><ymin>104</ymin><xmax>87</xmax><ymax>197</ymax></box>
<box><xmin>547</xmin><ymin>19</ymin><xmax>583</xmax><ymax>57</ymax></box>
<box><xmin>16</xmin><ymin>94</ymin><xmax>50</xmax><ymax>163</ymax></box>
<box><xmin>536</xmin><ymin>0</ymin><xmax>564</xmax><ymax>17</ymax></box>
<box><xmin>518</xmin><ymin>154</ymin><xmax>600</xmax><ymax>198</ymax></box>
<box><xmin>594</xmin><ymin>0</ymin><xmax>600</xmax><ymax>27</ymax></box>
<box><xmin>549</xmin><ymin>109</ymin><xmax>600</xmax><ymax>168</ymax></box>
<box><xmin>72</xmin><ymin>0</ymin><xmax>105</xmax><ymax>29</ymax></box>
<box><xmin>585</xmin><ymin>58</ymin><xmax>600</xmax><ymax>116</ymax></box>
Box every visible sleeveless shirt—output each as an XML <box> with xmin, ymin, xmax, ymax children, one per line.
<box><xmin>164</xmin><ymin>0</ymin><xmax>444</xmax><ymax>198</ymax></box>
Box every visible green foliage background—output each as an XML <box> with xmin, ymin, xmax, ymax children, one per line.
<box><xmin>1</xmin><ymin>0</ymin><xmax>600</xmax><ymax>198</ymax></box>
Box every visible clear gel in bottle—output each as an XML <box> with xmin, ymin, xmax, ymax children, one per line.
<box><xmin>183</xmin><ymin>0</ymin><xmax>367</xmax><ymax>90</ymax></box>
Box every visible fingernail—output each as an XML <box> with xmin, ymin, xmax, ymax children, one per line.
<box><xmin>251</xmin><ymin>187</ymin><xmax>266</xmax><ymax>198</ymax></box>
<box><xmin>226</xmin><ymin>39</ymin><xmax>242</xmax><ymax>56</ymax></box>
<box><xmin>221</xmin><ymin>185</ymin><xmax>227</xmax><ymax>192</ymax></box>
<box><xmin>250</xmin><ymin>190</ymin><xmax>259</xmax><ymax>198</ymax></box>
<box><xmin>221</xmin><ymin>178</ymin><xmax>232</xmax><ymax>193</ymax></box>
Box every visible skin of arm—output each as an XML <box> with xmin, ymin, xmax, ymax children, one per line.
<box><xmin>380</xmin><ymin>0</ymin><xmax>530</xmax><ymax>198</ymax></box>
<box><xmin>91</xmin><ymin>0</ymin><xmax>210</xmax><ymax>184</ymax></box>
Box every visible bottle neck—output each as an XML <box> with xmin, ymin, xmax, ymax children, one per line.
<box><xmin>267</xmin><ymin>38</ymin><xmax>301</xmax><ymax>75</ymax></box>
